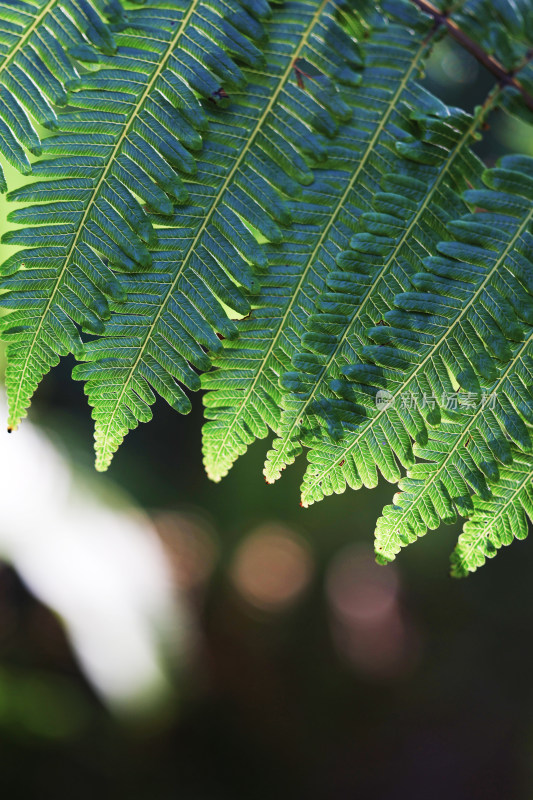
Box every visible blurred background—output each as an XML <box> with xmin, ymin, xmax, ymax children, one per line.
<box><xmin>0</xmin><ymin>37</ymin><xmax>532</xmax><ymax>800</ymax></box>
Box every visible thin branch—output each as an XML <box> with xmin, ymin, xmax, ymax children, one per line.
<box><xmin>409</xmin><ymin>0</ymin><xmax>533</xmax><ymax>112</ymax></box>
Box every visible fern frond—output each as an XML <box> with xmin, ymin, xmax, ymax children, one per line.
<box><xmin>221</xmin><ymin>0</ymin><xmax>533</xmax><ymax>489</ymax></box>
<box><xmin>450</xmin><ymin>451</ymin><xmax>533</xmax><ymax>577</ymax></box>
<box><xmin>201</xmin><ymin>3</ymin><xmax>443</xmax><ymax>481</ymax></box>
<box><xmin>291</xmin><ymin>152</ymin><xmax>533</xmax><ymax>507</ymax></box>
<box><xmin>202</xmin><ymin>182</ymin><xmax>347</xmax><ymax>482</ymax></box>
<box><xmin>263</xmin><ymin>89</ymin><xmax>487</xmax><ymax>487</ymax></box>
<box><xmin>1</xmin><ymin>0</ymin><xmax>273</xmax><ymax>432</ymax></box>
<box><xmin>70</xmin><ymin>0</ymin><xmax>372</xmax><ymax>470</ymax></box>
<box><xmin>0</xmin><ymin>0</ymin><xmax>117</xmax><ymax>186</ymax></box>
<box><xmin>374</xmin><ymin>335</ymin><xmax>533</xmax><ymax>563</ymax></box>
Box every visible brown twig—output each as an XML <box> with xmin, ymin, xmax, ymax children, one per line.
<box><xmin>409</xmin><ymin>0</ymin><xmax>533</xmax><ymax>112</ymax></box>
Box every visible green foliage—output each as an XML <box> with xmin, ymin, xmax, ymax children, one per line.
<box><xmin>451</xmin><ymin>451</ymin><xmax>533</xmax><ymax>576</ymax></box>
<box><xmin>0</xmin><ymin>0</ymin><xmax>116</xmax><ymax>184</ymax></box>
<box><xmin>299</xmin><ymin>158</ymin><xmax>533</xmax><ymax>506</ymax></box>
<box><xmin>0</xmin><ymin>0</ymin><xmax>532</xmax><ymax>575</ymax></box>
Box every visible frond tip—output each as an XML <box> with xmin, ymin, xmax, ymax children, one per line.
<box><xmin>450</xmin><ymin>454</ymin><xmax>533</xmax><ymax>577</ymax></box>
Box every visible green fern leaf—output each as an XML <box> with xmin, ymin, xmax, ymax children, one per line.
<box><xmin>0</xmin><ymin>0</ymin><xmax>532</xmax><ymax>582</ymax></box>
<box><xmin>0</xmin><ymin>0</ymin><xmax>117</xmax><ymax>186</ymax></box>
<box><xmin>201</xmin><ymin>184</ymin><xmax>349</xmax><ymax>482</ymax></box>
<box><xmin>450</xmin><ymin>452</ymin><xmax>533</xmax><ymax>577</ymax></box>
<box><xmin>70</xmin><ymin>0</ymin><xmax>371</xmax><ymax>470</ymax></box>
<box><xmin>374</xmin><ymin>336</ymin><xmax>533</xmax><ymax>563</ymax></box>
<box><xmin>262</xmin><ymin>95</ymin><xmax>488</xmax><ymax>487</ymax></box>
<box><xmin>208</xmin><ymin>0</ymin><xmax>533</xmax><ymax>486</ymax></box>
<box><xmin>290</xmin><ymin>152</ymin><xmax>533</xmax><ymax>507</ymax></box>
<box><xmin>202</xmin><ymin>3</ymin><xmax>443</xmax><ymax>481</ymax></box>
<box><xmin>0</xmin><ymin>0</ymin><xmax>273</xmax><ymax>432</ymax></box>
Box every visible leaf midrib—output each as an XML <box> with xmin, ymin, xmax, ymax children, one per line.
<box><xmin>264</xmin><ymin>34</ymin><xmax>432</xmax><ymax>476</ymax></box>
<box><xmin>379</xmin><ymin>330</ymin><xmax>533</xmax><ymax>553</ymax></box>
<box><xmin>97</xmin><ymin>0</ymin><xmax>333</xmax><ymax>465</ymax></box>
<box><xmin>0</xmin><ymin>0</ymin><xmax>56</xmax><ymax>79</ymax></box>
<box><xmin>9</xmin><ymin>0</ymin><xmax>200</xmax><ymax>425</ymax></box>
<box><xmin>304</xmin><ymin>203</ymin><xmax>533</xmax><ymax>496</ymax></box>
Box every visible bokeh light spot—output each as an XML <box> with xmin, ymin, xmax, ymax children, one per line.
<box><xmin>326</xmin><ymin>546</ymin><xmax>419</xmax><ymax>679</ymax></box>
<box><xmin>230</xmin><ymin>523</ymin><xmax>313</xmax><ymax>613</ymax></box>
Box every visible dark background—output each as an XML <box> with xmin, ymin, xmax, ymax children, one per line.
<box><xmin>0</xmin><ymin>37</ymin><xmax>532</xmax><ymax>799</ymax></box>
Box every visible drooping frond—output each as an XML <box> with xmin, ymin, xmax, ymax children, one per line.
<box><xmin>201</xmin><ymin>1</ymin><xmax>443</xmax><ymax>482</ymax></box>
<box><xmin>0</xmin><ymin>0</ymin><xmax>116</xmax><ymax>186</ymax></box>
<box><xmin>261</xmin><ymin>96</ymin><xmax>486</xmax><ymax>486</ymax></box>
<box><xmin>372</xmin><ymin>153</ymin><xmax>533</xmax><ymax>562</ymax></box>
<box><xmin>292</xmin><ymin>153</ymin><xmax>533</xmax><ymax>507</ymax></box>
<box><xmin>264</xmin><ymin>0</ymin><xmax>533</xmax><ymax>496</ymax></box>
<box><xmin>263</xmin><ymin>105</ymin><xmax>480</xmax><ymax>487</ymax></box>
<box><xmin>374</xmin><ymin>337</ymin><xmax>533</xmax><ymax>563</ymax></box>
<box><xmin>202</xmin><ymin>182</ymin><xmax>350</xmax><ymax>482</ymax></box>
<box><xmin>1</xmin><ymin>0</ymin><xmax>273</xmax><ymax>432</ymax></box>
<box><xmin>71</xmin><ymin>0</ymin><xmax>373</xmax><ymax>470</ymax></box>
<box><xmin>450</xmin><ymin>452</ymin><xmax>533</xmax><ymax>577</ymax></box>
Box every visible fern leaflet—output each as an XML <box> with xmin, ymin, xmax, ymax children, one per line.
<box><xmin>450</xmin><ymin>452</ymin><xmax>533</xmax><ymax>577</ymax></box>
<box><xmin>202</xmin><ymin>3</ymin><xmax>440</xmax><ymax>481</ymax></box>
<box><xmin>291</xmin><ymin>152</ymin><xmax>533</xmax><ymax>507</ymax></box>
<box><xmin>375</xmin><ymin>335</ymin><xmax>533</xmax><ymax>562</ymax></box>
<box><xmin>72</xmin><ymin>0</ymin><xmax>368</xmax><ymax>469</ymax></box>
<box><xmin>0</xmin><ymin>0</ymin><xmax>116</xmax><ymax>185</ymax></box>
<box><xmin>1</xmin><ymin>0</ymin><xmax>271</xmax><ymax>432</ymax></box>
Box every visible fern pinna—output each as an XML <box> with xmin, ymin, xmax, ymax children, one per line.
<box><xmin>2</xmin><ymin>0</ymin><xmax>276</xmax><ymax>434</ymax></box>
<box><xmin>76</xmin><ymin>0</ymin><xmax>371</xmax><ymax>471</ymax></box>
<box><xmin>451</xmin><ymin>451</ymin><xmax>533</xmax><ymax>576</ymax></box>
<box><xmin>373</xmin><ymin>161</ymin><xmax>533</xmax><ymax>562</ymax></box>
<box><xmin>296</xmin><ymin>154</ymin><xmax>533</xmax><ymax>502</ymax></box>
<box><xmin>0</xmin><ymin>0</ymin><xmax>116</xmax><ymax>185</ymax></box>
<box><xmin>0</xmin><ymin>0</ymin><xmax>532</xmax><ymax>576</ymax></box>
